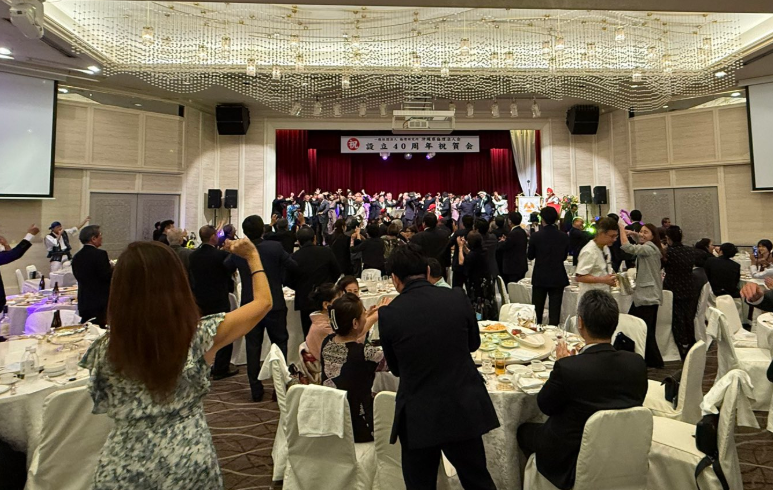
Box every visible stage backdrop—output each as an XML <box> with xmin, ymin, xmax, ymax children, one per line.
<box><xmin>275</xmin><ymin>130</ymin><xmax>541</xmax><ymax>200</ymax></box>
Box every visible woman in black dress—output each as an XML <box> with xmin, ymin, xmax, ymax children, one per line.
<box><xmin>663</xmin><ymin>226</ymin><xmax>697</xmax><ymax>359</ymax></box>
<box><xmin>457</xmin><ymin>231</ymin><xmax>497</xmax><ymax>321</ymax></box>
<box><xmin>329</xmin><ymin>218</ymin><xmax>353</xmax><ymax>276</ymax></box>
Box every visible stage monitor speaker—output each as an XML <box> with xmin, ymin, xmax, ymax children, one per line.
<box><xmin>593</xmin><ymin>186</ymin><xmax>608</xmax><ymax>205</ymax></box>
<box><xmin>207</xmin><ymin>189</ymin><xmax>222</xmax><ymax>209</ymax></box>
<box><xmin>216</xmin><ymin>104</ymin><xmax>250</xmax><ymax>135</ymax></box>
<box><xmin>566</xmin><ymin>105</ymin><xmax>600</xmax><ymax>135</ymax></box>
<box><xmin>579</xmin><ymin>185</ymin><xmax>592</xmax><ymax>204</ymax></box>
<box><xmin>224</xmin><ymin>189</ymin><xmax>238</xmax><ymax>209</ymax></box>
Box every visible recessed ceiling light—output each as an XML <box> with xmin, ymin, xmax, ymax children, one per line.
<box><xmin>662</xmin><ymin>105</ymin><xmax>669</xmax><ymax>108</ymax></box>
<box><xmin>715</xmin><ymin>70</ymin><xmax>727</xmax><ymax>78</ymax></box>
<box><xmin>0</xmin><ymin>47</ymin><xmax>11</xmax><ymax>55</ymax></box>
<box><xmin>58</xmin><ymin>87</ymin><xmax>68</xmax><ymax>94</ymax></box>
<box><xmin>87</xmin><ymin>65</ymin><xmax>100</xmax><ymax>73</ymax></box>
<box><xmin>0</xmin><ymin>54</ymin><xmax>13</xmax><ymax>60</ymax></box>
<box><xmin>631</xmin><ymin>84</ymin><xmax>640</xmax><ymax>88</ymax></box>
<box><xmin>134</xmin><ymin>103</ymin><xmax>142</xmax><ymax>107</ymax></box>
<box><xmin>731</xmin><ymin>91</ymin><xmax>741</xmax><ymax>97</ymax></box>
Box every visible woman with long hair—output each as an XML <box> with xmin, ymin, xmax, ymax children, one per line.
<box><xmin>457</xmin><ymin>231</ymin><xmax>497</xmax><ymax>320</ymax></box>
<box><xmin>619</xmin><ymin>220</ymin><xmax>666</xmax><ymax>368</ymax></box>
<box><xmin>751</xmin><ymin>239</ymin><xmax>773</xmax><ymax>278</ymax></box>
<box><xmin>663</xmin><ymin>226</ymin><xmax>697</xmax><ymax>359</ymax></box>
<box><xmin>80</xmin><ymin>239</ymin><xmax>272</xmax><ymax>488</ymax></box>
<box><xmin>329</xmin><ymin>218</ymin><xmax>352</xmax><ymax>275</ymax></box>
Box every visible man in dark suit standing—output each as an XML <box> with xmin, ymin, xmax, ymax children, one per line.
<box><xmin>459</xmin><ymin>195</ymin><xmax>475</xmax><ymax>225</ymax></box>
<box><xmin>228</xmin><ymin>215</ymin><xmax>297</xmax><ymax>401</ymax></box>
<box><xmin>410</xmin><ymin>214</ymin><xmax>449</xmax><ymax>267</ymax></box>
<box><xmin>561</xmin><ymin>204</ymin><xmax>578</xmax><ymax>233</ymax></box>
<box><xmin>265</xmin><ymin>218</ymin><xmax>296</xmax><ymax>254</ymax></box>
<box><xmin>0</xmin><ymin>224</ymin><xmax>40</xmax><ymax>310</ymax></box>
<box><xmin>528</xmin><ymin>207</ymin><xmax>570</xmax><ymax>326</ymax></box>
<box><xmin>316</xmin><ymin>193</ymin><xmax>331</xmax><ymax>244</ymax></box>
<box><xmin>287</xmin><ymin>226</ymin><xmax>340</xmax><ymax>336</ymax></box>
<box><xmin>438</xmin><ymin>192</ymin><xmax>452</xmax><ymax>221</ymax></box>
<box><xmin>517</xmin><ymin>290</ymin><xmax>648</xmax><ymax>490</ymax></box>
<box><xmin>72</xmin><ymin>225</ymin><xmax>113</xmax><ymax>327</ymax></box>
<box><xmin>499</xmin><ymin>211</ymin><xmax>529</xmax><ymax>284</ymax></box>
<box><xmin>402</xmin><ymin>193</ymin><xmax>420</xmax><ymax>228</ymax></box>
<box><xmin>379</xmin><ymin>244</ymin><xmax>499</xmax><ymax>490</ymax></box>
<box><xmin>189</xmin><ymin>224</ymin><xmax>238</xmax><ymax>379</ymax></box>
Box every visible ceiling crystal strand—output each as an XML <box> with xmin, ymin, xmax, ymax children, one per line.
<box><xmin>60</xmin><ymin>3</ymin><xmax>745</xmax><ymax>113</ymax></box>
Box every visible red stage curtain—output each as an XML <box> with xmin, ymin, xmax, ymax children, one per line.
<box><xmin>276</xmin><ymin>130</ymin><xmax>526</xmax><ymax>201</ymax></box>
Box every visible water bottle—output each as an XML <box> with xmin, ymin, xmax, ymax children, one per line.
<box><xmin>24</xmin><ymin>346</ymin><xmax>40</xmax><ymax>381</ymax></box>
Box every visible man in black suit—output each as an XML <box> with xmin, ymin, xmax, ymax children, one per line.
<box><xmin>459</xmin><ymin>195</ymin><xmax>475</xmax><ymax>225</ymax></box>
<box><xmin>561</xmin><ymin>204</ymin><xmax>578</xmax><ymax>233</ymax></box>
<box><xmin>528</xmin><ymin>207</ymin><xmax>570</xmax><ymax>326</ymax></box>
<box><xmin>704</xmin><ymin>243</ymin><xmax>742</xmax><ymax>298</ymax></box>
<box><xmin>379</xmin><ymin>244</ymin><xmax>499</xmax><ymax>490</ymax></box>
<box><xmin>499</xmin><ymin>211</ymin><xmax>528</xmax><ymax>284</ymax></box>
<box><xmin>72</xmin><ymin>225</ymin><xmax>113</xmax><ymax>327</ymax></box>
<box><xmin>351</xmin><ymin>223</ymin><xmax>386</xmax><ymax>275</ymax></box>
<box><xmin>0</xmin><ymin>224</ymin><xmax>40</xmax><ymax>310</ymax></box>
<box><xmin>287</xmin><ymin>226</ymin><xmax>341</xmax><ymax>336</ymax></box>
<box><xmin>316</xmin><ymin>193</ymin><xmax>331</xmax><ymax>243</ymax></box>
<box><xmin>228</xmin><ymin>215</ymin><xmax>297</xmax><ymax>401</ymax></box>
<box><xmin>438</xmin><ymin>192</ymin><xmax>452</xmax><ymax>221</ymax></box>
<box><xmin>189</xmin><ymin>224</ymin><xmax>238</xmax><ymax>379</ymax></box>
<box><xmin>402</xmin><ymin>193</ymin><xmax>420</xmax><ymax>228</ymax></box>
<box><xmin>517</xmin><ymin>290</ymin><xmax>648</xmax><ymax>490</ymax></box>
<box><xmin>265</xmin><ymin>218</ymin><xmax>296</xmax><ymax>254</ymax></box>
<box><xmin>299</xmin><ymin>193</ymin><xmax>317</xmax><ymax>232</ymax></box>
<box><xmin>410</xmin><ymin>214</ymin><xmax>449</xmax><ymax>268</ymax></box>
<box><xmin>271</xmin><ymin>194</ymin><xmax>290</xmax><ymax>218</ymax></box>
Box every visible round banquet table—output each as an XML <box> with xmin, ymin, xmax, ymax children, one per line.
<box><xmin>756</xmin><ymin>312</ymin><xmax>773</xmax><ymax>349</ymax></box>
<box><xmin>0</xmin><ymin>336</ymin><xmax>94</xmax><ymax>466</ymax></box>
<box><xmin>518</xmin><ymin>279</ymin><xmax>632</xmax><ymax>326</ymax></box>
<box><xmin>6</xmin><ymin>293</ymin><xmax>79</xmax><ymax>336</ymax></box>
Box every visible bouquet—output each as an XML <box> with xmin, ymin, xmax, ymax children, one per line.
<box><xmin>560</xmin><ymin>195</ymin><xmax>579</xmax><ymax>211</ymax></box>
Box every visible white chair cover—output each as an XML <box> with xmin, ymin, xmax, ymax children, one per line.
<box><xmin>613</xmin><ymin>314</ymin><xmax>647</xmax><ymax>360</ymax></box>
<box><xmin>707</xmin><ymin>307</ymin><xmax>773</xmax><ymax>415</ymax></box>
<box><xmin>524</xmin><ymin>407</ymin><xmax>653</xmax><ymax>490</ymax></box>
<box><xmin>644</xmin><ymin>340</ymin><xmax>707</xmax><ymax>424</ymax></box>
<box><xmin>283</xmin><ymin>384</ymin><xmax>376</xmax><ymax>490</ymax></box>
<box><xmin>507</xmin><ymin>282</ymin><xmax>531</xmax><ymax>305</ymax></box>
<box><xmin>14</xmin><ymin>269</ymin><xmax>24</xmax><ymax>293</ymax></box>
<box><xmin>647</xmin><ymin>370</ymin><xmax>758</xmax><ymax>490</ymax></box>
<box><xmin>694</xmin><ymin>282</ymin><xmax>712</xmax><ymax>343</ymax></box>
<box><xmin>258</xmin><ymin>344</ymin><xmax>291</xmax><ymax>481</ymax></box>
<box><xmin>496</xmin><ymin>276</ymin><xmax>510</xmax><ymax>309</ymax></box>
<box><xmin>362</xmin><ymin>269</ymin><xmax>382</xmax><ymax>282</ymax></box>
<box><xmin>564</xmin><ymin>315</ymin><xmax>578</xmax><ymax>334</ymax></box>
<box><xmin>25</xmin><ymin>310</ymin><xmax>81</xmax><ymax>335</ymax></box>
<box><xmin>499</xmin><ymin>303</ymin><xmax>536</xmax><ymax>324</ymax></box>
<box><xmin>26</xmin><ymin>386</ymin><xmax>114</xmax><ymax>490</ymax></box>
<box><xmin>655</xmin><ymin>290</ymin><xmax>680</xmax><ymax>362</ymax></box>
<box><xmin>715</xmin><ymin>294</ymin><xmax>758</xmax><ymax>347</ymax></box>
<box><xmin>25</xmin><ymin>264</ymin><xmax>37</xmax><ymax>279</ymax></box>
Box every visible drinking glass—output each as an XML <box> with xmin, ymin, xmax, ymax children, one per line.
<box><xmin>481</xmin><ymin>352</ymin><xmax>493</xmax><ymax>372</ymax></box>
<box><xmin>65</xmin><ymin>353</ymin><xmax>79</xmax><ymax>377</ymax></box>
<box><xmin>493</xmin><ymin>352</ymin><xmax>507</xmax><ymax>375</ymax></box>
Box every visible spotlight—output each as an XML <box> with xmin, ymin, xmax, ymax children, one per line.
<box><xmin>490</xmin><ymin>100</ymin><xmax>500</xmax><ymax>118</ymax></box>
<box><xmin>510</xmin><ymin>99</ymin><xmax>518</xmax><ymax>117</ymax></box>
<box><xmin>466</xmin><ymin>102</ymin><xmax>474</xmax><ymax>118</ymax></box>
<box><xmin>615</xmin><ymin>27</ymin><xmax>625</xmax><ymax>42</ymax></box>
<box><xmin>555</xmin><ymin>36</ymin><xmax>565</xmax><ymax>51</ymax></box>
<box><xmin>426</xmin><ymin>152</ymin><xmax>435</xmax><ymax>160</ymax></box>
<box><xmin>731</xmin><ymin>91</ymin><xmax>742</xmax><ymax>97</ymax></box>
<box><xmin>531</xmin><ymin>97</ymin><xmax>541</xmax><ymax>118</ymax></box>
<box><xmin>0</xmin><ymin>47</ymin><xmax>11</xmax><ymax>55</ymax></box>
<box><xmin>440</xmin><ymin>61</ymin><xmax>449</xmax><ymax>77</ymax></box>
<box><xmin>449</xmin><ymin>102</ymin><xmax>456</xmax><ymax>113</ymax></box>
<box><xmin>290</xmin><ymin>101</ymin><xmax>302</xmax><ymax>116</ymax></box>
<box><xmin>380</xmin><ymin>152</ymin><xmax>390</xmax><ymax>160</ymax></box>
<box><xmin>715</xmin><ymin>70</ymin><xmax>727</xmax><ymax>78</ymax></box>
<box><xmin>246</xmin><ymin>59</ymin><xmax>257</xmax><ymax>77</ymax></box>
<box><xmin>0</xmin><ymin>54</ymin><xmax>14</xmax><ymax>60</ymax></box>
<box><xmin>404</xmin><ymin>153</ymin><xmax>413</xmax><ymax>160</ymax></box>
<box><xmin>341</xmin><ymin>74</ymin><xmax>351</xmax><ymax>89</ymax></box>
<box><xmin>662</xmin><ymin>105</ymin><xmax>669</xmax><ymax>109</ymax></box>
<box><xmin>58</xmin><ymin>87</ymin><xmax>68</xmax><ymax>94</ymax></box>
<box><xmin>379</xmin><ymin>103</ymin><xmax>387</xmax><ymax>117</ymax></box>
<box><xmin>632</xmin><ymin>71</ymin><xmax>642</xmax><ymax>82</ymax></box>
<box><xmin>333</xmin><ymin>101</ymin><xmax>342</xmax><ymax>117</ymax></box>
<box><xmin>358</xmin><ymin>103</ymin><xmax>367</xmax><ymax>117</ymax></box>
<box><xmin>313</xmin><ymin>100</ymin><xmax>322</xmax><ymax>116</ymax></box>
<box><xmin>142</xmin><ymin>26</ymin><xmax>154</xmax><ymax>45</ymax></box>
<box><xmin>460</xmin><ymin>38</ymin><xmax>470</xmax><ymax>56</ymax></box>
<box><xmin>272</xmin><ymin>65</ymin><xmax>282</xmax><ymax>80</ymax></box>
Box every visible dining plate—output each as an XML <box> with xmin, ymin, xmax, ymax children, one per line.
<box><xmin>478</xmin><ymin>366</ymin><xmax>495</xmax><ymax>375</ymax></box>
<box><xmin>478</xmin><ymin>321</ymin><xmax>509</xmax><ymax>333</ymax></box>
<box><xmin>478</xmin><ymin>343</ymin><xmax>496</xmax><ymax>352</ymax></box>
<box><xmin>520</xmin><ymin>334</ymin><xmax>546</xmax><ymax>349</ymax></box>
<box><xmin>500</xmin><ymin>339</ymin><xmax>519</xmax><ymax>349</ymax></box>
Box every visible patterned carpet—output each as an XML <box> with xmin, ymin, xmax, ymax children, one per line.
<box><xmin>204</xmin><ymin>346</ymin><xmax>773</xmax><ymax>490</ymax></box>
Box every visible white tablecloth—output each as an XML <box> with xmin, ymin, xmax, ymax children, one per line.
<box><xmin>49</xmin><ymin>269</ymin><xmax>77</xmax><ymax>288</ymax></box>
<box><xmin>21</xmin><ymin>279</ymin><xmax>50</xmax><ymax>294</ymax></box>
<box><xmin>520</xmin><ymin>281</ymin><xmax>632</xmax><ymax>325</ymax></box>
<box><xmin>7</xmin><ymin>298</ymin><xmax>79</xmax><ymax>336</ymax></box>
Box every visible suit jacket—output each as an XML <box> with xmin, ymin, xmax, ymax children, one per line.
<box><xmin>317</xmin><ymin>200</ymin><xmax>331</xmax><ymax>224</ymax></box>
<box><xmin>569</xmin><ymin>227</ymin><xmax>592</xmax><ymax>259</ymax></box>
<box><xmin>0</xmin><ymin>239</ymin><xmax>32</xmax><ymax>309</ymax></box>
<box><xmin>288</xmin><ymin>244</ymin><xmax>341</xmax><ymax>311</ymax></box>
<box><xmin>459</xmin><ymin>200</ymin><xmax>475</xmax><ymax>219</ymax></box>
<box><xmin>351</xmin><ymin>237</ymin><xmax>386</xmax><ymax>272</ymax></box>
<box><xmin>72</xmin><ymin>245</ymin><xmax>113</xmax><ymax>315</ymax></box>
<box><xmin>528</xmin><ymin>224</ymin><xmax>570</xmax><ymax>288</ymax></box>
<box><xmin>447</xmin><ymin>228</ymin><xmax>472</xmax><ymax>271</ymax></box>
<box><xmin>500</xmin><ymin>226</ymin><xmax>529</xmax><ymax>278</ymax></box>
<box><xmin>378</xmin><ymin>280</ymin><xmax>500</xmax><ymax>448</ymax></box>
<box><xmin>272</xmin><ymin>198</ymin><xmax>287</xmax><ymax>218</ymax></box>
<box><xmin>704</xmin><ymin>256</ymin><xmax>741</xmax><ymax>298</ymax></box>
<box><xmin>403</xmin><ymin>198</ymin><xmax>420</xmax><ymax>221</ymax></box>
<box><xmin>481</xmin><ymin>233</ymin><xmax>499</xmax><ymax>276</ymax></box>
<box><xmin>170</xmin><ymin>244</ymin><xmax>192</xmax><ymax>271</ymax></box>
<box><xmin>329</xmin><ymin>233</ymin><xmax>353</xmax><ymax>276</ymax></box>
<box><xmin>369</xmin><ymin>201</ymin><xmax>384</xmax><ymax>221</ymax></box>
<box><xmin>535</xmin><ymin>343</ymin><xmax>648</xmax><ymax>489</ymax></box>
<box><xmin>188</xmin><ymin>244</ymin><xmax>235</xmax><ymax>315</ymax></box>
<box><xmin>561</xmin><ymin>210</ymin><xmax>576</xmax><ymax>232</ymax></box>
<box><xmin>411</xmin><ymin>227</ymin><xmax>449</xmax><ymax>265</ymax></box>
<box><xmin>439</xmin><ymin>198</ymin><xmax>451</xmax><ymax>219</ymax></box>
<box><xmin>265</xmin><ymin>230</ymin><xmax>296</xmax><ymax>254</ymax></box>
<box><xmin>228</xmin><ymin>238</ymin><xmax>297</xmax><ymax>311</ymax></box>
<box><xmin>755</xmin><ymin>289</ymin><xmax>773</xmax><ymax>313</ymax></box>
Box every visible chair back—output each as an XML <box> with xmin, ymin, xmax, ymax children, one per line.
<box><xmin>362</xmin><ymin>269</ymin><xmax>382</xmax><ymax>282</ymax></box>
<box><xmin>613</xmin><ymin>314</ymin><xmax>647</xmax><ymax>359</ymax></box>
<box><xmin>694</xmin><ymin>282</ymin><xmax>712</xmax><ymax>343</ymax></box>
<box><xmin>228</xmin><ymin>292</ymin><xmax>238</xmax><ymax>312</ymax></box>
<box><xmin>25</xmin><ymin>386</ymin><xmax>114</xmax><ymax>490</ymax></box>
<box><xmin>499</xmin><ymin>303</ymin><xmax>536</xmax><ymax>324</ymax></box>
<box><xmin>676</xmin><ymin>340</ymin><xmax>707</xmax><ymax>424</ymax></box>
<box><xmin>25</xmin><ymin>265</ymin><xmax>37</xmax><ymax>279</ymax></box>
<box><xmin>25</xmin><ymin>310</ymin><xmax>81</xmax><ymax>335</ymax></box>
<box><xmin>706</xmin><ymin>308</ymin><xmax>740</xmax><ymax>381</ymax></box>
<box><xmin>373</xmin><ymin>392</ymin><xmax>406</xmax><ymax>490</ymax></box>
<box><xmin>496</xmin><ymin>276</ymin><xmax>510</xmax><ymax>305</ymax></box>
<box><xmin>257</xmin><ymin>344</ymin><xmax>291</xmax><ymax>481</ymax></box>
<box><xmin>14</xmin><ymin>269</ymin><xmax>24</xmax><ymax>293</ymax></box>
<box><xmin>574</xmin><ymin>407</ymin><xmax>653</xmax><ymax>490</ymax></box>
<box><xmin>507</xmin><ymin>282</ymin><xmax>531</xmax><ymax>304</ymax></box>
<box><xmin>565</xmin><ymin>315</ymin><xmax>578</xmax><ymax>334</ymax></box>
<box><xmin>298</xmin><ymin>342</ymin><xmax>321</xmax><ymax>385</ymax></box>
<box><xmin>656</xmin><ymin>290</ymin><xmax>681</xmax><ymax>362</ymax></box>
<box><xmin>715</xmin><ymin>295</ymin><xmax>743</xmax><ymax>336</ymax></box>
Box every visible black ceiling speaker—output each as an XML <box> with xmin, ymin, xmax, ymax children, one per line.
<box><xmin>216</xmin><ymin>104</ymin><xmax>250</xmax><ymax>135</ymax></box>
<box><xmin>566</xmin><ymin>105</ymin><xmax>600</xmax><ymax>135</ymax></box>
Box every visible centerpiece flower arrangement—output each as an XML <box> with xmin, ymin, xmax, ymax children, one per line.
<box><xmin>560</xmin><ymin>195</ymin><xmax>579</xmax><ymax>211</ymax></box>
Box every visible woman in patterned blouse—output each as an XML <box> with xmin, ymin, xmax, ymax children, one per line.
<box><xmin>663</xmin><ymin>226</ymin><xmax>697</xmax><ymax>359</ymax></box>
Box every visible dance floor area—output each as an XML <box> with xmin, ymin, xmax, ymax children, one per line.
<box><xmin>204</xmin><ymin>346</ymin><xmax>773</xmax><ymax>490</ymax></box>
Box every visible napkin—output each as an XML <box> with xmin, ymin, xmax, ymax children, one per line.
<box><xmin>518</xmin><ymin>378</ymin><xmax>544</xmax><ymax>391</ymax></box>
<box><xmin>509</xmin><ymin>350</ymin><xmax>538</xmax><ymax>362</ymax></box>
<box><xmin>297</xmin><ymin>385</ymin><xmax>348</xmax><ymax>439</ymax></box>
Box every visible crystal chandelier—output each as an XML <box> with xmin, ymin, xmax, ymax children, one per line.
<box><xmin>59</xmin><ymin>2</ymin><xmax>745</xmax><ymax>114</ymax></box>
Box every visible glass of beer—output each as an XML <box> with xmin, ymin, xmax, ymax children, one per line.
<box><xmin>493</xmin><ymin>351</ymin><xmax>507</xmax><ymax>375</ymax></box>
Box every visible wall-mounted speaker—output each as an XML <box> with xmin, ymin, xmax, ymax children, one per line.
<box><xmin>579</xmin><ymin>185</ymin><xmax>592</xmax><ymax>204</ymax></box>
<box><xmin>593</xmin><ymin>186</ymin><xmax>608</xmax><ymax>205</ymax></box>
<box><xmin>224</xmin><ymin>189</ymin><xmax>238</xmax><ymax>209</ymax></box>
<box><xmin>566</xmin><ymin>105</ymin><xmax>600</xmax><ymax>135</ymax></box>
<box><xmin>207</xmin><ymin>189</ymin><xmax>222</xmax><ymax>209</ymax></box>
<box><xmin>216</xmin><ymin>104</ymin><xmax>250</xmax><ymax>135</ymax></box>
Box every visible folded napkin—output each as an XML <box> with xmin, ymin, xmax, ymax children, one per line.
<box><xmin>518</xmin><ymin>378</ymin><xmax>543</xmax><ymax>391</ymax></box>
<box><xmin>509</xmin><ymin>350</ymin><xmax>538</xmax><ymax>362</ymax></box>
<box><xmin>297</xmin><ymin>384</ymin><xmax>348</xmax><ymax>439</ymax></box>
<box><xmin>84</xmin><ymin>323</ymin><xmax>107</xmax><ymax>341</ymax></box>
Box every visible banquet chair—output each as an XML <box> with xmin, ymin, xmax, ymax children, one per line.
<box><xmin>26</xmin><ymin>386</ymin><xmax>114</xmax><ymax>490</ymax></box>
<box><xmin>25</xmin><ymin>264</ymin><xmax>38</xmax><ymax>279</ymax></box>
<box><xmin>694</xmin><ymin>282</ymin><xmax>712</xmax><ymax>343</ymax></box>
<box><xmin>283</xmin><ymin>384</ymin><xmax>376</xmax><ymax>490</ymax></box>
<box><xmin>14</xmin><ymin>268</ymin><xmax>24</xmax><ymax>293</ymax></box>
<box><xmin>496</xmin><ymin>276</ymin><xmax>510</xmax><ymax>310</ymax></box>
<box><xmin>499</xmin><ymin>303</ymin><xmax>536</xmax><ymax>324</ymax></box>
<box><xmin>372</xmin><ymin>391</ymin><xmax>461</xmax><ymax>490</ymax></box>
<box><xmin>655</xmin><ymin>290</ymin><xmax>681</xmax><ymax>362</ymax></box>
<box><xmin>646</xmin><ymin>369</ymin><xmax>758</xmax><ymax>490</ymax></box>
<box><xmin>707</xmin><ymin>307</ymin><xmax>773</xmax><ymax>417</ymax></box>
<box><xmin>362</xmin><ymin>269</ymin><xmax>382</xmax><ymax>282</ymax></box>
<box><xmin>523</xmin><ymin>407</ymin><xmax>653</xmax><ymax>490</ymax></box>
<box><xmin>715</xmin><ymin>294</ymin><xmax>758</xmax><ymax>348</ymax></box>
<box><xmin>564</xmin><ymin>315</ymin><xmax>577</xmax><ymax>334</ymax></box>
<box><xmin>25</xmin><ymin>310</ymin><xmax>81</xmax><ymax>335</ymax></box>
<box><xmin>613</xmin><ymin>314</ymin><xmax>647</xmax><ymax>360</ymax></box>
<box><xmin>257</xmin><ymin>344</ymin><xmax>291</xmax><ymax>482</ymax></box>
<box><xmin>643</xmin><ymin>340</ymin><xmax>707</xmax><ymax>424</ymax></box>
<box><xmin>297</xmin><ymin>341</ymin><xmax>321</xmax><ymax>385</ymax></box>
<box><xmin>507</xmin><ymin>282</ymin><xmax>531</xmax><ymax>305</ymax></box>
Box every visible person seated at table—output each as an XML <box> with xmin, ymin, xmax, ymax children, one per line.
<box><xmin>516</xmin><ymin>290</ymin><xmax>648</xmax><ymax>490</ymax></box>
<box><xmin>749</xmin><ymin>239</ymin><xmax>773</xmax><ymax>270</ymax></box>
<box><xmin>704</xmin><ymin>242</ymin><xmax>741</xmax><ymax>298</ymax></box>
<box><xmin>79</xmin><ymin>238</ymin><xmax>272</xmax><ymax>489</ymax></box>
<box><xmin>338</xmin><ymin>275</ymin><xmax>360</xmax><ymax>296</ymax></box>
<box><xmin>305</xmin><ymin>283</ymin><xmax>343</xmax><ymax>360</ymax></box>
<box><xmin>320</xmin><ymin>293</ymin><xmax>388</xmax><ymax>443</ymax></box>
<box><xmin>428</xmin><ymin>258</ymin><xmax>451</xmax><ymax>288</ymax></box>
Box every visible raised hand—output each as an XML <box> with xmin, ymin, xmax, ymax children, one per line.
<box><xmin>224</xmin><ymin>237</ymin><xmax>258</xmax><ymax>259</ymax></box>
<box><xmin>27</xmin><ymin>224</ymin><xmax>40</xmax><ymax>236</ymax></box>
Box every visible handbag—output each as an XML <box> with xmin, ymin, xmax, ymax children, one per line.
<box><xmin>613</xmin><ymin>331</ymin><xmax>636</xmax><ymax>354</ymax></box>
<box><xmin>694</xmin><ymin>413</ymin><xmax>730</xmax><ymax>490</ymax></box>
<box><xmin>661</xmin><ymin>369</ymin><xmax>682</xmax><ymax>409</ymax></box>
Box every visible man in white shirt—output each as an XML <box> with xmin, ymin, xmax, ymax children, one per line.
<box><xmin>575</xmin><ymin>217</ymin><xmax>618</xmax><ymax>298</ymax></box>
<box><xmin>45</xmin><ymin>217</ymin><xmax>90</xmax><ymax>272</ymax></box>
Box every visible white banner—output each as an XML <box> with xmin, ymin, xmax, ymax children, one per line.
<box><xmin>517</xmin><ymin>196</ymin><xmax>542</xmax><ymax>216</ymax></box>
<box><xmin>341</xmin><ymin>135</ymin><xmax>480</xmax><ymax>153</ymax></box>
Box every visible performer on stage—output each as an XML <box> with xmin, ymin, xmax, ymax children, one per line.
<box><xmin>45</xmin><ymin>217</ymin><xmax>90</xmax><ymax>272</ymax></box>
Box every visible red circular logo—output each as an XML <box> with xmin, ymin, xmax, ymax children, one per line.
<box><xmin>347</xmin><ymin>138</ymin><xmax>360</xmax><ymax>151</ymax></box>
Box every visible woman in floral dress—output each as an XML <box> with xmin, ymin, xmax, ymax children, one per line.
<box><xmin>80</xmin><ymin>239</ymin><xmax>272</xmax><ymax>489</ymax></box>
